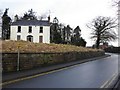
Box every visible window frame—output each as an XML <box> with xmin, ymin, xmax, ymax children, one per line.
<box><xmin>27</xmin><ymin>35</ymin><xmax>33</xmax><ymax>42</ymax></box>
<box><xmin>17</xmin><ymin>26</ymin><xmax>21</xmax><ymax>33</ymax></box>
<box><xmin>17</xmin><ymin>35</ymin><xmax>21</xmax><ymax>40</ymax></box>
<box><xmin>39</xmin><ymin>36</ymin><xmax>43</xmax><ymax>43</ymax></box>
<box><xmin>28</xmin><ymin>26</ymin><xmax>32</xmax><ymax>33</ymax></box>
<box><xmin>39</xmin><ymin>26</ymin><xmax>43</xmax><ymax>33</ymax></box>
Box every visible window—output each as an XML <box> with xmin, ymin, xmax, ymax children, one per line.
<box><xmin>17</xmin><ymin>35</ymin><xmax>21</xmax><ymax>40</ymax></box>
<box><xmin>18</xmin><ymin>26</ymin><xmax>21</xmax><ymax>33</ymax></box>
<box><xmin>39</xmin><ymin>36</ymin><xmax>43</xmax><ymax>43</ymax></box>
<box><xmin>40</xmin><ymin>26</ymin><xmax>43</xmax><ymax>33</ymax></box>
<box><xmin>27</xmin><ymin>35</ymin><xmax>33</xmax><ymax>42</ymax></box>
<box><xmin>28</xmin><ymin>26</ymin><xmax>32</xmax><ymax>33</ymax></box>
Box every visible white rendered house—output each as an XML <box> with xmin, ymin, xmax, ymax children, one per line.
<box><xmin>10</xmin><ymin>20</ymin><xmax>50</xmax><ymax>43</ymax></box>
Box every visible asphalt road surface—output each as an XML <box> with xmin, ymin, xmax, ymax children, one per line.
<box><xmin>3</xmin><ymin>53</ymin><xmax>119</xmax><ymax>88</ymax></box>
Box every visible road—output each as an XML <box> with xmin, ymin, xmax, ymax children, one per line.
<box><xmin>3</xmin><ymin>53</ymin><xmax>119</xmax><ymax>88</ymax></box>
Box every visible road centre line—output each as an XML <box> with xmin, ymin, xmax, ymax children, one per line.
<box><xmin>100</xmin><ymin>72</ymin><xmax>118</xmax><ymax>88</ymax></box>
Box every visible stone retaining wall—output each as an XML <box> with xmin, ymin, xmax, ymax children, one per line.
<box><xmin>2</xmin><ymin>51</ymin><xmax>105</xmax><ymax>72</ymax></box>
<box><xmin>104</xmin><ymin>47</ymin><xmax>120</xmax><ymax>53</ymax></box>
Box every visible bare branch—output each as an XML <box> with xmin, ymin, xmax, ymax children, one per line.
<box><xmin>86</xmin><ymin>16</ymin><xmax>117</xmax><ymax>48</ymax></box>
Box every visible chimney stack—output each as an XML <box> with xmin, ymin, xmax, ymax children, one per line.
<box><xmin>48</xmin><ymin>15</ymin><xmax>50</xmax><ymax>23</ymax></box>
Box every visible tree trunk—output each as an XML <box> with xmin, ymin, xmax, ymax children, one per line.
<box><xmin>96</xmin><ymin>35</ymin><xmax>100</xmax><ymax>49</ymax></box>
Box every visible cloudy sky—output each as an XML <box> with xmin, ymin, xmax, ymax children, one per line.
<box><xmin>0</xmin><ymin>0</ymin><xmax>118</xmax><ymax>46</ymax></box>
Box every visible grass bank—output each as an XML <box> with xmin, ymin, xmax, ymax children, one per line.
<box><xmin>1</xmin><ymin>40</ymin><xmax>105</xmax><ymax>72</ymax></box>
<box><xmin>1</xmin><ymin>40</ymin><xmax>102</xmax><ymax>53</ymax></box>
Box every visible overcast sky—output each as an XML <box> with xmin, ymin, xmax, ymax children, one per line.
<box><xmin>0</xmin><ymin>0</ymin><xmax>118</xmax><ymax>46</ymax></box>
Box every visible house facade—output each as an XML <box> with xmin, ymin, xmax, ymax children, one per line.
<box><xmin>10</xmin><ymin>20</ymin><xmax>50</xmax><ymax>43</ymax></box>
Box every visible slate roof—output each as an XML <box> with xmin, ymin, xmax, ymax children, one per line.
<box><xmin>11</xmin><ymin>20</ymin><xmax>50</xmax><ymax>26</ymax></box>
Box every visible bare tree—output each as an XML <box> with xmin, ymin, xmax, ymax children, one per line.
<box><xmin>38</xmin><ymin>14</ymin><xmax>47</xmax><ymax>20</ymax></box>
<box><xmin>0</xmin><ymin>9</ymin><xmax>3</xmax><ymax>38</ymax></box>
<box><xmin>112</xmin><ymin>0</ymin><xmax>120</xmax><ymax>6</ymax></box>
<box><xmin>111</xmin><ymin>0</ymin><xmax>120</xmax><ymax>47</ymax></box>
<box><xmin>87</xmin><ymin>16</ymin><xmax>117</xmax><ymax>49</ymax></box>
<box><xmin>0</xmin><ymin>9</ymin><xmax>3</xmax><ymax>24</ymax></box>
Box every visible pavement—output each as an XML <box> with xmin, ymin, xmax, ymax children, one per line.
<box><xmin>2</xmin><ymin>54</ymin><xmax>110</xmax><ymax>83</ymax></box>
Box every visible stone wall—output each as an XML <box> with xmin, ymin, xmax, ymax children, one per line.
<box><xmin>2</xmin><ymin>51</ymin><xmax>105</xmax><ymax>72</ymax></box>
<box><xmin>104</xmin><ymin>47</ymin><xmax>120</xmax><ymax>53</ymax></box>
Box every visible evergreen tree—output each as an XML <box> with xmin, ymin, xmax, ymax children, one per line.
<box><xmin>71</xmin><ymin>26</ymin><xmax>86</xmax><ymax>47</ymax></box>
<box><xmin>58</xmin><ymin>23</ymin><xmax>65</xmax><ymax>43</ymax></box>
<box><xmin>73</xmin><ymin>26</ymin><xmax>81</xmax><ymax>39</ymax></box>
<box><xmin>65</xmin><ymin>25</ymin><xmax>72</xmax><ymax>44</ymax></box>
<box><xmin>2</xmin><ymin>8</ymin><xmax>11</xmax><ymax>40</ymax></box>
<box><xmin>21</xmin><ymin>9</ymin><xmax>37</xmax><ymax>20</ymax></box>
<box><xmin>62</xmin><ymin>26</ymin><xmax>67</xmax><ymax>43</ymax></box>
<box><xmin>71</xmin><ymin>26</ymin><xmax>81</xmax><ymax>45</ymax></box>
<box><xmin>50</xmin><ymin>17</ymin><xmax>62</xmax><ymax>44</ymax></box>
<box><xmin>79</xmin><ymin>37</ymin><xmax>87</xmax><ymax>47</ymax></box>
